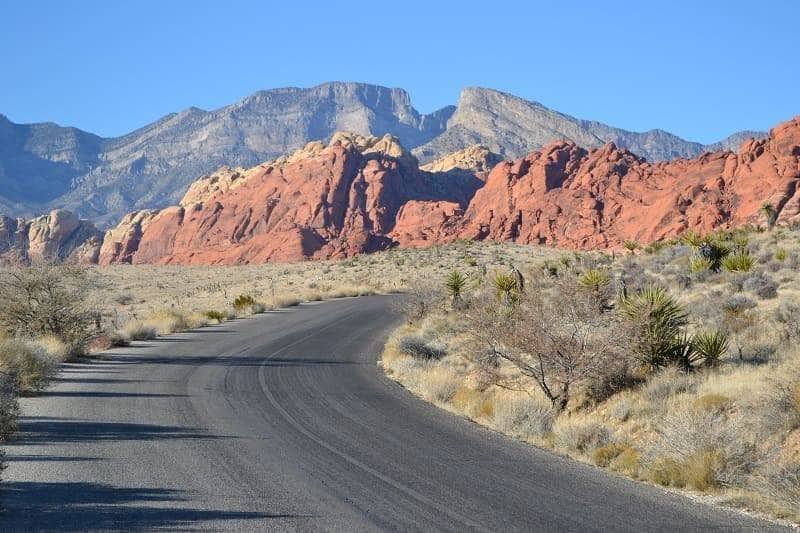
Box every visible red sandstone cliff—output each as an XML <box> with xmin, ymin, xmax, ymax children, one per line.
<box><xmin>86</xmin><ymin>115</ymin><xmax>800</xmax><ymax>264</ymax></box>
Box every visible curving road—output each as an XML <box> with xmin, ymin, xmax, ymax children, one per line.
<box><xmin>0</xmin><ymin>295</ymin><xmax>787</xmax><ymax>531</ymax></box>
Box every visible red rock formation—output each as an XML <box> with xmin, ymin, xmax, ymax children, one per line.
<box><xmin>457</xmin><ymin>116</ymin><xmax>800</xmax><ymax>249</ymax></box>
<box><xmin>98</xmin><ymin>133</ymin><xmax>481</xmax><ymax>265</ymax></box>
<box><xmin>96</xmin><ymin>116</ymin><xmax>800</xmax><ymax>264</ymax></box>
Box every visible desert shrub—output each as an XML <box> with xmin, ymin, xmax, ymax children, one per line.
<box><xmin>592</xmin><ymin>442</ymin><xmax>632</xmax><ymax>467</ymax></box>
<box><xmin>641</xmin><ymin>367</ymin><xmax>697</xmax><ymax>403</ymax></box>
<box><xmin>722</xmin><ymin>250</ymin><xmax>757</xmax><ymax>273</ymax></box>
<box><xmin>470</xmin><ymin>276</ymin><xmax>622</xmax><ymax>410</ymax></box>
<box><xmin>647</xmin><ymin>409</ymin><xmax>756</xmax><ymax>490</ymax></box>
<box><xmin>396</xmin><ymin>280</ymin><xmax>438</xmax><ymax>323</ymax></box>
<box><xmin>693</xmin><ymin>393</ymin><xmax>730</xmax><ymax>412</ymax></box>
<box><xmin>233</xmin><ymin>294</ymin><xmax>257</xmax><ymax>312</ymax></box>
<box><xmin>490</xmin><ymin>394</ymin><xmax>554</xmax><ymax>439</ymax></box>
<box><xmin>0</xmin><ymin>375</ymin><xmax>18</xmax><ymax>442</ymax></box>
<box><xmin>398</xmin><ymin>335</ymin><xmax>445</xmax><ymax>360</ymax></box>
<box><xmin>722</xmin><ymin>294</ymin><xmax>757</xmax><ymax>315</ymax></box>
<box><xmin>775</xmin><ymin>302</ymin><xmax>800</xmax><ymax>340</ymax></box>
<box><xmin>204</xmin><ymin>310</ymin><xmax>226</xmax><ymax>323</ymax></box>
<box><xmin>122</xmin><ymin>320</ymin><xmax>158</xmax><ymax>340</ymax></box>
<box><xmin>0</xmin><ymin>338</ymin><xmax>60</xmax><ymax>392</ymax></box>
<box><xmin>418</xmin><ymin>366</ymin><xmax>461</xmax><ymax>403</ymax></box>
<box><xmin>554</xmin><ymin>418</ymin><xmax>612</xmax><ymax>454</ymax></box>
<box><xmin>754</xmin><ymin>463</ymin><xmax>800</xmax><ymax>509</ymax></box>
<box><xmin>106</xmin><ymin>331</ymin><xmax>131</xmax><ymax>347</ymax></box>
<box><xmin>144</xmin><ymin>309</ymin><xmax>204</xmax><ymax>335</ymax></box>
<box><xmin>0</xmin><ymin>263</ymin><xmax>99</xmax><ymax>356</ymax></box>
<box><xmin>585</xmin><ymin>359</ymin><xmax>639</xmax><ymax>404</ymax></box>
<box><xmin>742</xmin><ymin>272</ymin><xmax>778</xmax><ymax>299</ymax></box>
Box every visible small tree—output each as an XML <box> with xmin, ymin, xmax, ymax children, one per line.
<box><xmin>0</xmin><ymin>263</ymin><xmax>99</xmax><ymax>355</ymax></box>
<box><xmin>468</xmin><ymin>277</ymin><xmax>621</xmax><ymax>411</ymax></box>
<box><xmin>760</xmin><ymin>202</ymin><xmax>777</xmax><ymax>231</ymax></box>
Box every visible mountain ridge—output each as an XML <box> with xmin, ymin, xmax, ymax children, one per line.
<box><xmin>0</xmin><ymin>82</ymin><xmax>767</xmax><ymax>225</ymax></box>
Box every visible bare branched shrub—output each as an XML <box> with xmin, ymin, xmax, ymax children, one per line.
<box><xmin>467</xmin><ymin>277</ymin><xmax>623</xmax><ymax>411</ymax></box>
<box><xmin>0</xmin><ymin>263</ymin><xmax>100</xmax><ymax>356</ymax></box>
<box><xmin>395</xmin><ymin>279</ymin><xmax>439</xmax><ymax>323</ymax></box>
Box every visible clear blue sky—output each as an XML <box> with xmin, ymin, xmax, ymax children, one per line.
<box><xmin>1</xmin><ymin>0</ymin><xmax>797</xmax><ymax>143</ymax></box>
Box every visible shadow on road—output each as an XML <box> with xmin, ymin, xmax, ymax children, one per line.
<box><xmin>0</xmin><ymin>481</ymin><xmax>295</xmax><ymax>530</ymax></box>
<box><xmin>36</xmin><ymin>391</ymin><xmax>188</xmax><ymax>399</ymax></box>
<box><xmin>12</xmin><ymin>417</ymin><xmax>235</xmax><ymax>446</ymax></box>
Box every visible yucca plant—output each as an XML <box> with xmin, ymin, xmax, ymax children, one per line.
<box><xmin>691</xmin><ymin>329</ymin><xmax>729</xmax><ymax>366</ymax></box>
<box><xmin>445</xmin><ymin>271</ymin><xmax>468</xmax><ymax>309</ymax></box>
<box><xmin>775</xmin><ymin>248</ymin><xmax>788</xmax><ymax>261</ymax></box>
<box><xmin>722</xmin><ymin>250</ymin><xmax>756</xmax><ymax>273</ymax></box>
<box><xmin>493</xmin><ymin>272</ymin><xmax>519</xmax><ymax>306</ymax></box>
<box><xmin>688</xmin><ymin>255</ymin><xmax>713</xmax><ymax>274</ymax></box>
<box><xmin>681</xmin><ymin>231</ymin><xmax>704</xmax><ymax>248</ymax></box>
<box><xmin>619</xmin><ymin>285</ymin><xmax>690</xmax><ymax>371</ymax></box>
<box><xmin>733</xmin><ymin>235</ymin><xmax>750</xmax><ymax>250</ymax></box>
<box><xmin>578</xmin><ymin>268</ymin><xmax>610</xmax><ymax>292</ymax></box>
<box><xmin>760</xmin><ymin>202</ymin><xmax>777</xmax><ymax>231</ymax></box>
<box><xmin>623</xmin><ymin>240</ymin><xmax>640</xmax><ymax>254</ymax></box>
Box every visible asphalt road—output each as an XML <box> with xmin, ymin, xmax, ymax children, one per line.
<box><xmin>0</xmin><ymin>295</ymin><xmax>788</xmax><ymax>531</ymax></box>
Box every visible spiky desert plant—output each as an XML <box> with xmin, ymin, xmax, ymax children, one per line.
<box><xmin>681</xmin><ymin>231</ymin><xmax>703</xmax><ymax>248</ymax></box>
<box><xmin>445</xmin><ymin>271</ymin><xmax>468</xmax><ymax>309</ymax></box>
<box><xmin>623</xmin><ymin>240</ymin><xmax>640</xmax><ymax>255</ymax></box>
<box><xmin>775</xmin><ymin>248</ymin><xmax>788</xmax><ymax>261</ymax></box>
<box><xmin>688</xmin><ymin>255</ymin><xmax>714</xmax><ymax>274</ymax></box>
<box><xmin>760</xmin><ymin>202</ymin><xmax>777</xmax><ymax>230</ymax></box>
<box><xmin>578</xmin><ymin>269</ymin><xmax>610</xmax><ymax>292</ymax></box>
<box><xmin>691</xmin><ymin>329</ymin><xmax>729</xmax><ymax>366</ymax></box>
<box><xmin>722</xmin><ymin>250</ymin><xmax>757</xmax><ymax>273</ymax></box>
<box><xmin>619</xmin><ymin>285</ymin><xmax>690</xmax><ymax>371</ymax></box>
<box><xmin>493</xmin><ymin>273</ymin><xmax>518</xmax><ymax>306</ymax></box>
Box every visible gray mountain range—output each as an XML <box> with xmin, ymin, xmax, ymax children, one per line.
<box><xmin>0</xmin><ymin>82</ymin><xmax>766</xmax><ymax>226</ymax></box>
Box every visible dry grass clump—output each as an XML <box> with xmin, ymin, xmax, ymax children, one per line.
<box><xmin>0</xmin><ymin>337</ymin><xmax>66</xmax><ymax>393</ymax></box>
<box><xmin>489</xmin><ymin>392</ymin><xmax>554</xmax><ymax>440</ymax></box>
<box><xmin>381</xmin><ymin>227</ymin><xmax>800</xmax><ymax>522</ymax></box>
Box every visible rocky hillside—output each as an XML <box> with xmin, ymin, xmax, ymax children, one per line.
<box><xmin>81</xmin><ymin>115</ymin><xmax>797</xmax><ymax>265</ymax></box>
<box><xmin>411</xmin><ymin>88</ymin><xmax>752</xmax><ymax>162</ymax></box>
<box><xmin>0</xmin><ymin>83</ymin><xmax>765</xmax><ymax>225</ymax></box>
<box><xmin>0</xmin><ymin>210</ymin><xmax>102</xmax><ymax>264</ymax></box>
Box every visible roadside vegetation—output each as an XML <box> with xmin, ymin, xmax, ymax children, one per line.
<box><xmin>382</xmin><ymin>226</ymin><xmax>800</xmax><ymax>522</ymax></box>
